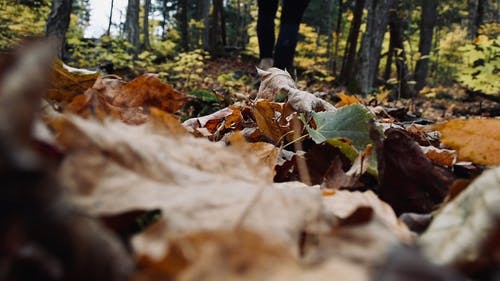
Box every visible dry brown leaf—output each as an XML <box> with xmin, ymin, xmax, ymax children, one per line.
<box><xmin>48</xmin><ymin>59</ymin><xmax>99</xmax><ymax>104</ymax></box>
<box><xmin>420</xmin><ymin>167</ymin><xmax>500</xmax><ymax>273</ymax></box>
<box><xmin>256</xmin><ymin>67</ymin><xmax>336</xmax><ymax>113</ymax></box>
<box><xmin>421</xmin><ymin>146</ymin><xmax>457</xmax><ymax>167</ymax></box>
<box><xmin>110</xmin><ymin>74</ymin><xmax>188</xmax><ymax>113</ymax></box>
<box><xmin>252</xmin><ymin>100</ymin><xmax>290</xmax><ymax>143</ymax></box>
<box><xmin>335</xmin><ymin>92</ymin><xmax>360</xmax><ymax>107</ymax></box>
<box><xmin>433</xmin><ymin>119</ymin><xmax>500</xmax><ymax>166</ymax></box>
<box><xmin>321</xmin><ymin>190</ymin><xmax>413</xmax><ymax>242</ymax></box>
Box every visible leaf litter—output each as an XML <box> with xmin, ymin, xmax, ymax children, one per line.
<box><xmin>1</xmin><ymin>42</ymin><xmax>499</xmax><ymax>280</ymax></box>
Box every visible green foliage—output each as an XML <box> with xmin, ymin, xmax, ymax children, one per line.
<box><xmin>457</xmin><ymin>25</ymin><xmax>500</xmax><ymax>95</ymax></box>
<box><xmin>305</xmin><ymin>104</ymin><xmax>379</xmax><ymax>176</ymax></box>
<box><xmin>162</xmin><ymin>49</ymin><xmax>210</xmax><ymax>90</ymax></box>
<box><xmin>432</xmin><ymin>25</ymin><xmax>469</xmax><ymax>85</ymax></box>
<box><xmin>216</xmin><ymin>71</ymin><xmax>251</xmax><ymax>92</ymax></box>
<box><xmin>0</xmin><ymin>1</ymin><xmax>49</xmax><ymax>49</ymax></box>
<box><xmin>306</xmin><ymin>104</ymin><xmax>375</xmax><ymax>151</ymax></box>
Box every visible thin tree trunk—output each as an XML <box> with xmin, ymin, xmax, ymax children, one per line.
<box><xmin>46</xmin><ymin>0</ymin><xmax>73</xmax><ymax>59</ymax></box>
<box><xmin>178</xmin><ymin>0</ymin><xmax>189</xmax><ymax>51</ymax></box>
<box><xmin>106</xmin><ymin>0</ymin><xmax>114</xmax><ymax>36</ymax></box>
<box><xmin>383</xmin><ymin>39</ymin><xmax>394</xmax><ymax>81</ymax></box>
<box><xmin>388</xmin><ymin>6</ymin><xmax>412</xmax><ymax>98</ymax></box>
<box><xmin>339</xmin><ymin>0</ymin><xmax>365</xmax><ymax>84</ymax></box>
<box><xmin>202</xmin><ymin>0</ymin><xmax>211</xmax><ymax>49</ymax></box>
<box><xmin>124</xmin><ymin>0</ymin><xmax>140</xmax><ymax>51</ymax></box>
<box><xmin>326</xmin><ymin>0</ymin><xmax>334</xmax><ymax>71</ymax></box>
<box><xmin>142</xmin><ymin>0</ymin><xmax>151</xmax><ymax>50</ymax></box>
<box><xmin>332</xmin><ymin>0</ymin><xmax>343</xmax><ymax>74</ymax></box>
<box><xmin>475</xmin><ymin>0</ymin><xmax>486</xmax><ymax>37</ymax></box>
<box><xmin>356</xmin><ymin>0</ymin><xmax>394</xmax><ymax>94</ymax></box>
<box><xmin>414</xmin><ymin>0</ymin><xmax>437</xmax><ymax>92</ymax></box>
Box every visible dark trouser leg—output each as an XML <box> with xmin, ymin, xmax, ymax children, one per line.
<box><xmin>273</xmin><ymin>0</ymin><xmax>311</xmax><ymax>70</ymax></box>
<box><xmin>257</xmin><ymin>0</ymin><xmax>279</xmax><ymax>59</ymax></box>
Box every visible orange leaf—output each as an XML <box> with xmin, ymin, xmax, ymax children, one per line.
<box><xmin>48</xmin><ymin>59</ymin><xmax>99</xmax><ymax>104</ymax></box>
<box><xmin>433</xmin><ymin>119</ymin><xmax>500</xmax><ymax>166</ymax></box>
<box><xmin>335</xmin><ymin>92</ymin><xmax>359</xmax><ymax>107</ymax></box>
<box><xmin>100</xmin><ymin>74</ymin><xmax>187</xmax><ymax>113</ymax></box>
<box><xmin>253</xmin><ymin>100</ymin><xmax>287</xmax><ymax>143</ymax></box>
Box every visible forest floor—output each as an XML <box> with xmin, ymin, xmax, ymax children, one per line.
<box><xmin>2</xmin><ymin>43</ymin><xmax>500</xmax><ymax>281</ymax></box>
<box><xmin>197</xmin><ymin>55</ymin><xmax>500</xmax><ymax>122</ymax></box>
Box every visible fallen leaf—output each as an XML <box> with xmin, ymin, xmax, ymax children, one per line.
<box><xmin>372</xmin><ymin>127</ymin><xmax>453</xmax><ymax>215</ymax></box>
<box><xmin>256</xmin><ymin>67</ymin><xmax>336</xmax><ymax>112</ymax></box>
<box><xmin>306</xmin><ymin>104</ymin><xmax>375</xmax><ymax>151</ymax></box>
<box><xmin>252</xmin><ymin>100</ymin><xmax>294</xmax><ymax>144</ymax></box>
<box><xmin>335</xmin><ymin>92</ymin><xmax>360</xmax><ymax>107</ymax></box>
<box><xmin>48</xmin><ymin>59</ymin><xmax>98</xmax><ymax>104</ymax></box>
<box><xmin>433</xmin><ymin>119</ymin><xmax>500</xmax><ymax>166</ymax></box>
<box><xmin>322</xmin><ymin>145</ymin><xmax>373</xmax><ymax>190</ymax></box>
<box><xmin>111</xmin><ymin>74</ymin><xmax>188</xmax><ymax>113</ymax></box>
<box><xmin>420</xmin><ymin>167</ymin><xmax>500</xmax><ymax>274</ymax></box>
<box><xmin>421</xmin><ymin>146</ymin><xmax>457</xmax><ymax>167</ymax></box>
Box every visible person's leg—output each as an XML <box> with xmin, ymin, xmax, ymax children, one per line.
<box><xmin>257</xmin><ymin>0</ymin><xmax>279</xmax><ymax>60</ymax></box>
<box><xmin>273</xmin><ymin>0</ymin><xmax>310</xmax><ymax>70</ymax></box>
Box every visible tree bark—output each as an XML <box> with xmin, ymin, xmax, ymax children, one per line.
<box><xmin>202</xmin><ymin>0</ymin><xmax>211</xmax><ymax>49</ymax></box>
<box><xmin>388</xmin><ymin>6</ymin><xmax>412</xmax><ymax>98</ymax></box>
<box><xmin>178</xmin><ymin>0</ymin><xmax>189</xmax><ymax>51</ymax></box>
<box><xmin>46</xmin><ymin>0</ymin><xmax>73</xmax><ymax>59</ymax></box>
<box><xmin>339</xmin><ymin>0</ymin><xmax>365</xmax><ymax>85</ymax></box>
<box><xmin>356</xmin><ymin>0</ymin><xmax>394</xmax><ymax>94</ymax></box>
<box><xmin>142</xmin><ymin>0</ymin><xmax>151</xmax><ymax>50</ymax></box>
<box><xmin>106</xmin><ymin>0</ymin><xmax>114</xmax><ymax>36</ymax></box>
<box><xmin>475</xmin><ymin>0</ymin><xmax>486</xmax><ymax>37</ymax></box>
<box><xmin>332</xmin><ymin>0</ymin><xmax>343</xmax><ymax>74</ymax></box>
<box><xmin>124</xmin><ymin>0</ymin><xmax>140</xmax><ymax>51</ymax></box>
<box><xmin>414</xmin><ymin>0</ymin><xmax>437</xmax><ymax>92</ymax></box>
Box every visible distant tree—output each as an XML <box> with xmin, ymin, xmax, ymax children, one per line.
<box><xmin>124</xmin><ymin>0</ymin><xmax>140</xmax><ymax>51</ymax></box>
<box><xmin>356</xmin><ymin>0</ymin><xmax>394</xmax><ymax>94</ymax></box>
<box><xmin>201</xmin><ymin>0</ymin><xmax>211</xmax><ymax>49</ymax></box>
<box><xmin>388</xmin><ymin>3</ymin><xmax>412</xmax><ymax>98</ymax></box>
<box><xmin>46</xmin><ymin>0</ymin><xmax>73</xmax><ymax>58</ymax></box>
<box><xmin>142</xmin><ymin>0</ymin><xmax>151</xmax><ymax>50</ymax></box>
<box><xmin>414</xmin><ymin>0</ymin><xmax>438</xmax><ymax>92</ymax></box>
<box><xmin>178</xmin><ymin>0</ymin><xmax>189</xmax><ymax>51</ymax></box>
<box><xmin>106</xmin><ymin>0</ymin><xmax>114</xmax><ymax>36</ymax></box>
<box><xmin>339</xmin><ymin>0</ymin><xmax>365</xmax><ymax>85</ymax></box>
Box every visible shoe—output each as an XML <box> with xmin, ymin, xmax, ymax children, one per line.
<box><xmin>258</xmin><ymin>58</ymin><xmax>274</xmax><ymax>70</ymax></box>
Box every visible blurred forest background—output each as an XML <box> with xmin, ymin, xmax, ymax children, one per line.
<box><xmin>0</xmin><ymin>0</ymin><xmax>499</xmax><ymax>98</ymax></box>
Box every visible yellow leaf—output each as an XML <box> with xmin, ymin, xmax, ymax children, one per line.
<box><xmin>335</xmin><ymin>92</ymin><xmax>360</xmax><ymax>107</ymax></box>
<box><xmin>433</xmin><ymin>119</ymin><xmax>500</xmax><ymax>166</ymax></box>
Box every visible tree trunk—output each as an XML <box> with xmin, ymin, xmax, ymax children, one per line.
<box><xmin>475</xmin><ymin>0</ymin><xmax>486</xmax><ymax>37</ymax></box>
<box><xmin>414</xmin><ymin>0</ymin><xmax>437</xmax><ymax>92</ymax></box>
<box><xmin>325</xmin><ymin>0</ymin><xmax>334</xmax><ymax>71</ymax></box>
<box><xmin>124</xmin><ymin>0</ymin><xmax>140</xmax><ymax>51</ymax></box>
<box><xmin>468</xmin><ymin>0</ymin><xmax>478</xmax><ymax>39</ymax></box>
<box><xmin>202</xmin><ymin>0</ymin><xmax>211</xmax><ymax>49</ymax></box>
<box><xmin>45</xmin><ymin>0</ymin><xmax>72</xmax><ymax>59</ymax></box>
<box><xmin>178</xmin><ymin>0</ymin><xmax>189</xmax><ymax>51</ymax></box>
<box><xmin>388</xmin><ymin>6</ymin><xmax>412</xmax><ymax>98</ymax></box>
<box><xmin>106</xmin><ymin>0</ymin><xmax>114</xmax><ymax>36</ymax></box>
<box><xmin>339</xmin><ymin>0</ymin><xmax>365</xmax><ymax>85</ymax></box>
<box><xmin>209</xmin><ymin>0</ymin><xmax>226</xmax><ymax>52</ymax></box>
<box><xmin>356</xmin><ymin>0</ymin><xmax>394</xmax><ymax>94</ymax></box>
<box><xmin>142</xmin><ymin>0</ymin><xmax>151</xmax><ymax>50</ymax></box>
<box><xmin>332</xmin><ymin>0</ymin><xmax>343</xmax><ymax>74</ymax></box>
